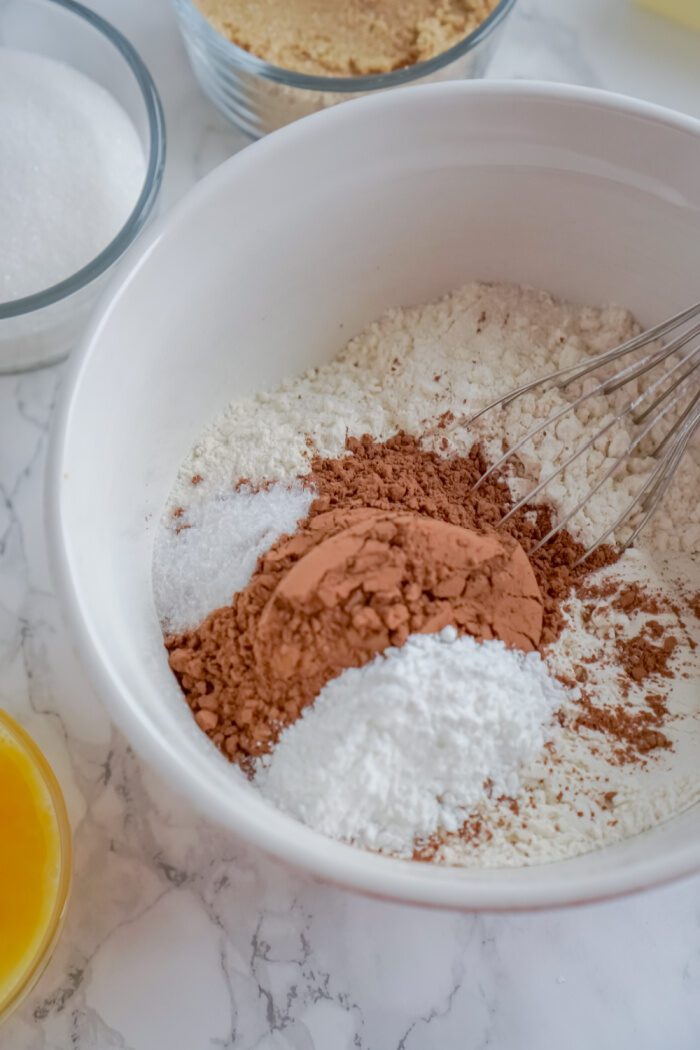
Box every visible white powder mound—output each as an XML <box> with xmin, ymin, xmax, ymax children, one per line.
<box><xmin>0</xmin><ymin>49</ymin><xmax>145</xmax><ymax>301</ymax></box>
<box><xmin>169</xmin><ymin>282</ymin><xmax>699</xmax><ymax>554</ymax></box>
<box><xmin>255</xmin><ymin>629</ymin><xmax>567</xmax><ymax>855</ymax></box>
<box><xmin>153</xmin><ymin>482</ymin><xmax>312</xmax><ymax>633</ymax></box>
<box><xmin>438</xmin><ymin>551</ymin><xmax>700</xmax><ymax>867</ymax></box>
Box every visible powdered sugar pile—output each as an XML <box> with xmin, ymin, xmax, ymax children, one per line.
<box><xmin>255</xmin><ymin>628</ymin><xmax>567</xmax><ymax>854</ymax></box>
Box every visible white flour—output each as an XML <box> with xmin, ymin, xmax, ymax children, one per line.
<box><xmin>168</xmin><ymin>282</ymin><xmax>699</xmax><ymax>555</ymax></box>
<box><xmin>157</xmin><ymin>281</ymin><xmax>700</xmax><ymax>866</ymax></box>
<box><xmin>255</xmin><ymin>629</ymin><xmax>567</xmax><ymax>855</ymax></box>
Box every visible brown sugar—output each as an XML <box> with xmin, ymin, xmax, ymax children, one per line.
<box><xmin>196</xmin><ymin>0</ymin><xmax>500</xmax><ymax>77</ymax></box>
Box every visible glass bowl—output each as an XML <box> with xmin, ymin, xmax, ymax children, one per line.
<box><xmin>0</xmin><ymin>0</ymin><xmax>166</xmax><ymax>374</ymax></box>
<box><xmin>172</xmin><ymin>0</ymin><xmax>518</xmax><ymax>139</ymax></box>
<box><xmin>0</xmin><ymin>711</ymin><xmax>72</xmax><ymax>1024</ymax></box>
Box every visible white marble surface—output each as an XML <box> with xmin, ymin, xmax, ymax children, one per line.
<box><xmin>1</xmin><ymin>1</ymin><xmax>700</xmax><ymax>1047</ymax></box>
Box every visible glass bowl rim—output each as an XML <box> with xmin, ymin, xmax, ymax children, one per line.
<box><xmin>0</xmin><ymin>710</ymin><xmax>73</xmax><ymax>1023</ymax></box>
<box><xmin>174</xmin><ymin>0</ymin><xmax>517</xmax><ymax>92</ymax></box>
<box><xmin>0</xmin><ymin>0</ymin><xmax>166</xmax><ymax>320</ymax></box>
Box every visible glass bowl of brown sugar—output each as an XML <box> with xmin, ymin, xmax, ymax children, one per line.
<box><xmin>172</xmin><ymin>0</ymin><xmax>517</xmax><ymax>138</ymax></box>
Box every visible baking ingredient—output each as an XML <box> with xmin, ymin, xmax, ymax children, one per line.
<box><xmin>196</xmin><ymin>0</ymin><xmax>499</xmax><ymax>76</ymax></box>
<box><xmin>153</xmin><ymin>481</ymin><xmax>312</xmax><ymax>633</ymax></box>
<box><xmin>0</xmin><ymin>713</ymin><xmax>65</xmax><ymax>1015</ymax></box>
<box><xmin>256</xmin><ymin>628</ymin><xmax>566</xmax><ymax>853</ymax></box>
<box><xmin>435</xmin><ymin>551</ymin><xmax>700</xmax><ymax>866</ymax></box>
<box><xmin>166</xmin><ymin>433</ymin><xmax>610</xmax><ymax>768</ymax></box>
<box><xmin>159</xmin><ymin>281</ymin><xmax>700</xmax><ymax>866</ymax></box>
<box><xmin>0</xmin><ymin>49</ymin><xmax>145</xmax><ymax>302</ymax></box>
<box><xmin>255</xmin><ymin>509</ymin><xmax>543</xmax><ymax>696</ymax></box>
<box><xmin>171</xmin><ymin>283</ymin><xmax>699</xmax><ymax>558</ymax></box>
<box><xmin>304</xmin><ymin>432</ymin><xmax>613</xmax><ymax>645</ymax></box>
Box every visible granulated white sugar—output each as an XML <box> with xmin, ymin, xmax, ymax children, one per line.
<box><xmin>255</xmin><ymin>629</ymin><xmax>567</xmax><ymax>854</ymax></box>
<box><xmin>0</xmin><ymin>49</ymin><xmax>145</xmax><ymax>302</ymax></box>
<box><xmin>153</xmin><ymin>482</ymin><xmax>312</xmax><ymax>632</ymax></box>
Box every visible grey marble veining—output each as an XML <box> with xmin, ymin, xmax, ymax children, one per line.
<box><xmin>1</xmin><ymin>1</ymin><xmax>700</xmax><ymax>1047</ymax></box>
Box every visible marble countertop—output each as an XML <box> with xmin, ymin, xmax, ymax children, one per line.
<box><xmin>1</xmin><ymin>1</ymin><xmax>699</xmax><ymax>1047</ymax></box>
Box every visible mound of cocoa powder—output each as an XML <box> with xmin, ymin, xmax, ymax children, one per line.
<box><xmin>254</xmin><ymin>508</ymin><xmax>544</xmax><ymax>702</ymax></box>
<box><xmin>167</xmin><ymin>433</ymin><xmax>618</xmax><ymax>770</ymax></box>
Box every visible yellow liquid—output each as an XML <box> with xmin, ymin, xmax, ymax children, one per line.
<box><xmin>0</xmin><ymin>714</ymin><xmax>67</xmax><ymax>1016</ymax></box>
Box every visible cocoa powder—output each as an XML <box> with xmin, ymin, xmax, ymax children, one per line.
<box><xmin>580</xmin><ymin>579</ymin><xmax>664</xmax><ymax>616</ymax></box>
<box><xmin>612</xmin><ymin>582</ymin><xmax>662</xmax><ymax>617</ymax></box>
<box><xmin>167</xmin><ymin>433</ymin><xmax>616</xmax><ymax>770</ymax></box>
<box><xmin>573</xmin><ymin>576</ymin><xmax>687</xmax><ymax>749</ymax></box>
<box><xmin>555</xmin><ymin>579</ymin><xmax>683</xmax><ymax>760</ymax></box>
<box><xmin>254</xmin><ymin>509</ymin><xmax>544</xmax><ymax>703</ymax></box>
<box><xmin>616</xmin><ymin>629</ymin><xmax>678</xmax><ymax>686</ymax></box>
<box><xmin>570</xmin><ymin>690</ymin><xmax>672</xmax><ymax>764</ymax></box>
<box><xmin>308</xmin><ymin>434</ymin><xmax>616</xmax><ymax>644</ymax></box>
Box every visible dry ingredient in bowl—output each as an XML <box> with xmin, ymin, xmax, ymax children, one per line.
<box><xmin>0</xmin><ymin>49</ymin><xmax>145</xmax><ymax>302</ymax></box>
<box><xmin>154</xmin><ymin>481</ymin><xmax>312</xmax><ymax>633</ymax></box>
<box><xmin>256</xmin><ymin>629</ymin><xmax>567</xmax><ymax>854</ymax></box>
<box><xmin>196</xmin><ymin>0</ymin><xmax>500</xmax><ymax>76</ymax></box>
<box><xmin>166</xmin><ymin>432</ymin><xmax>611</xmax><ymax>768</ymax></box>
<box><xmin>155</xmin><ymin>282</ymin><xmax>700</xmax><ymax>865</ymax></box>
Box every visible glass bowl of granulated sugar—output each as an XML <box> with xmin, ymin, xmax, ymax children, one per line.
<box><xmin>0</xmin><ymin>0</ymin><xmax>165</xmax><ymax>373</ymax></box>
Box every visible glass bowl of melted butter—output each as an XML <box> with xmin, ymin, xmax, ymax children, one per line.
<box><xmin>0</xmin><ymin>711</ymin><xmax>72</xmax><ymax>1022</ymax></box>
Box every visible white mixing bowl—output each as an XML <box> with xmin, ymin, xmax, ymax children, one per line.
<box><xmin>48</xmin><ymin>82</ymin><xmax>700</xmax><ymax>910</ymax></box>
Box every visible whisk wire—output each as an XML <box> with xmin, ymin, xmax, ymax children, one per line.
<box><xmin>470</xmin><ymin>300</ymin><xmax>700</xmax><ymax>560</ymax></box>
<box><xmin>528</xmin><ymin>385</ymin><xmax>685</xmax><ymax>555</ymax></box>
<box><xmin>619</xmin><ymin>403</ymin><xmax>700</xmax><ymax>555</ymax></box>
<box><xmin>501</xmin><ymin>344</ymin><xmax>700</xmax><ymax>526</ymax></box>
<box><xmin>633</xmin><ymin>345</ymin><xmax>700</xmax><ymax>424</ymax></box>
<box><xmin>574</xmin><ymin>454</ymin><xmax>671</xmax><ymax>563</ymax></box>
<box><xmin>473</xmin><ymin>338</ymin><xmax>678</xmax><ymax>495</ymax></box>
<box><xmin>601</xmin><ymin>319</ymin><xmax>700</xmax><ymax>396</ymax></box>
<box><xmin>465</xmin><ymin>300</ymin><xmax>700</xmax><ymax>428</ymax></box>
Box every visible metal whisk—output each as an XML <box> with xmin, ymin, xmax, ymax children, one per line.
<box><xmin>467</xmin><ymin>301</ymin><xmax>700</xmax><ymax>564</ymax></box>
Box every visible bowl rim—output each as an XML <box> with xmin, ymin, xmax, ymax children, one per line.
<box><xmin>47</xmin><ymin>80</ymin><xmax>700</xmax><ymax>912</ymax></box>
<box><xmin>172</xmin><ymin>0</ymin><xmax>518</xmax><ymax>92</ymax></box>
<box><xmin>0</xmin><ymin>710</ymin><xmax>72</xmax><ymax>1022</ymax></box>
<box><xmin>0</xmin><ymin>0</ymin><xmax>166</xmax><ymax>320</ymax></box>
